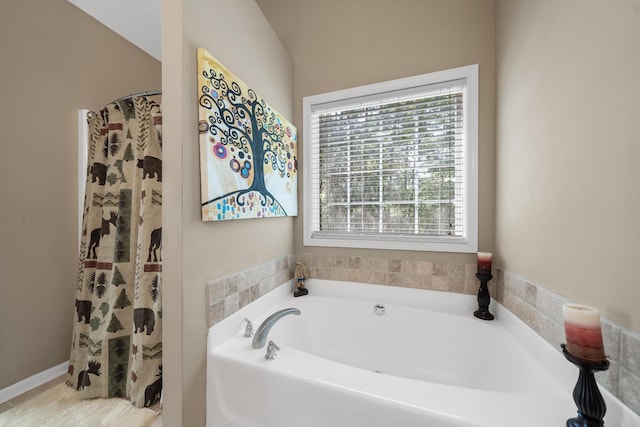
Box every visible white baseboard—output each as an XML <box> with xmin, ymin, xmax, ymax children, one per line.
<box><xmin>0</xmin><ymin>361</ymin><xmax>68</xmax><ymax>404</ymax></box>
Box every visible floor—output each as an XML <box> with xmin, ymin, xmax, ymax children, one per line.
<box><xmin>0</xmin><ymin>375</ymin><xmax>162</xmax><ymax>426</ymax></box>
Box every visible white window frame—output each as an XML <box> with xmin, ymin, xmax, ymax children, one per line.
<box><xmin>303</xmin><ymin>64</ymin><xmax>478</xmax><ymax>253</ymax></box>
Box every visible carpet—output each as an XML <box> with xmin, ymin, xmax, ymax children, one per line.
<box><xmin>0</xmin><ymin>383</ymin><xmax>158</xmax><ymax>427</ymax></box>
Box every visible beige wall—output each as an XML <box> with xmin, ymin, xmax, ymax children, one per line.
<box><xmin>0</xmin><ymin>0</ymin><xmax>161</xmax><ymax>390</ymax></box>
<box><xmin>496</xmin><ymin>0</ymin><xmax>640</xmax><ymax>331</ymax></box>
<box><xmin>257</xmin><ymin>0</ymin><xmax>497</xmax><ymax>265</ymax></box>
<box><xmin>161</xmin><ymin>0</ymin><xmax>294</xmax><ymax>425</ymax></box>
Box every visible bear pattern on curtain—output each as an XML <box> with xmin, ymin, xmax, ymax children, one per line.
<box><xmin>67</xmin><ymin>95</ymin><xmax>162</xmax><ymax>408</ymax></box>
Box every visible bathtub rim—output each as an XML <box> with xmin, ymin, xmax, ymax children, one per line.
<box><xmin>207</xmin><ymin>278</ymin><xmax>640</xmax><ymax>426</ymax></box>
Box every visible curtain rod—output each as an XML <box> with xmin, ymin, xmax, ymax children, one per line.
<box><xmin>85</xmin><ymin>91</ymin><xmax>163</xmax><ymax>118</ymax></box>
<box><xmin>115</xmin><ymin>90</ymin><xmax>162</xmax><ymax>103</ymax></box>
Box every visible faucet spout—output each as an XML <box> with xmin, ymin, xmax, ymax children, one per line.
<box><xmin>251</xmin><ymin>308</ymin><xmax>301</xmax><ymax>349</ymax></box>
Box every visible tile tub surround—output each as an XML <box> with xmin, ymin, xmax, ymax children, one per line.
<box><xmin>206</xmin><ymin>252</ymin><xmax>639</xmax><ymax>416</ymax></box>
<box><xmin>297</xmin><ymin>253</ymin><xmax>493</xmax><ymax>296</ymax></box>
<box><xmin>207</xmin><ymin>255</ymin><xmax>295</xmax><ymax>326</ymax></box>
<box><xmin>493</xmin><ymin>267</ymin><xmax>640</xmax><ymax>415</ymax></box>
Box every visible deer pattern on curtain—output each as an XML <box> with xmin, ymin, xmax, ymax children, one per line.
<box><xmin>67</xmin><ymin>95</ymin><xmax>162</xmax><ymax>408</ymax></box>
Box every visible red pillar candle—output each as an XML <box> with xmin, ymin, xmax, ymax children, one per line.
<box><xmin>563</xmin><ymin>303</ymin><xmax>607</xmax><ymax>362</ymax></box>
<box><xmin>477</xmin><ymin>252</ymin><xmax>492</xmax><ymax>275</ymax></box>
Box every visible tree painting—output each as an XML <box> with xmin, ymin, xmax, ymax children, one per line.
<box><xmin>197</xmin><ymin>48</ymin><xmax>298</xmax><ymax>221</ymax></box>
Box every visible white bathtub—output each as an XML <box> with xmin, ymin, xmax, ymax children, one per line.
<box><xmin>207</xmin><ymin>279</ymin><xmax>640</xmax><ymax>427</ymax></box>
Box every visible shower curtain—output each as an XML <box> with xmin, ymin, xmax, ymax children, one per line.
<box><xmin>67</xmin><ymin>95</ymin><xmax>162</xmax><ymax>408</ymax></box>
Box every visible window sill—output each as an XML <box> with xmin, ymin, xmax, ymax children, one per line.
<box><xmin>304</xmin><ymin>233</ymin><xmax>477</xmax><ymax>253</ymax></box>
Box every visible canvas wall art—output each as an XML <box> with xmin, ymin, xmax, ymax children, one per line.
<box><xmin>197</xmin><ymin>48</ymin><xmax>298</xmax><ymax>221</ymax></box>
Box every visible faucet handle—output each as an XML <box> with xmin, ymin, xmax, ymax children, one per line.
<box><xmin>265</xmin><ymin>340</ymin><xmax>280</xmax><ymax>360</ymax></box>
<box><xmin>243</xmin><ymin>318</ymin><xmax>253</xmax><ymax>337</ymax></box>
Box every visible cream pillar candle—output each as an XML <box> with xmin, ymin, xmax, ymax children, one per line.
<box><xmin>477</xmin><ymin>252</ymin><xmax>492</xmax><ymax>275</ymax></box>
<box><xmin>562</xmin><ymin>303</ymin><xmax>606</xmax><ymax>362</ymax></box>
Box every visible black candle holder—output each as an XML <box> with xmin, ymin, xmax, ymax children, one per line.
<box><xmin>561</xmin><ymin>344</ymin><xmax>610</xmax><ymax>427</ymax></box>
<box><xmin>474</xmin><ymin>273</ymin><xmax>494</xmax><ymax>320</ymax></box>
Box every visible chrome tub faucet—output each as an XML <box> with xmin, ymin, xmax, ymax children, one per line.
<box><xmin>251</xmin><ymin>307</ymin><xmax>301</xmax><ymax>349</ymax></box>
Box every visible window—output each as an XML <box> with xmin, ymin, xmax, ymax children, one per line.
<box><xmin>303</xmin><ymin>65</ymin><xmax>478</xmax><ymax>252</ymax></box>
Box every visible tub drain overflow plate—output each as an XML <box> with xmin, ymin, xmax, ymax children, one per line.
<box><xmin>374</xmin><ymin>304</ymin><xmax>385</xmax><ymax>315</ymax></box>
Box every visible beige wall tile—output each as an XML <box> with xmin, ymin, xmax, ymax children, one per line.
<box><xmin>208</xmin><ymin>280</ymin><xmax>225</xmax><ymax>306</ymax></box>
<box><xmin>619</xmin><ymin>366</ymin><xmax>640</xmax><ymax>414</ymax></box>
<box><xmin>621</xmin><ymin>330</ymin><xmax>640</xmax><ymax>376</ymax></box>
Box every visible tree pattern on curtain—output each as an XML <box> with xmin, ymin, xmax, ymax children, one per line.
<box><xmin>67</xmin><ymin>95</ymin><xmax>162</xmax><ymax>408</ymax></box>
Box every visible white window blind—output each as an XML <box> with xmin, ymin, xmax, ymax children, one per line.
<box><xmin>303</xmin><ymin>65</ymin><xmax>478</xmax><ymax>252</ymax></box>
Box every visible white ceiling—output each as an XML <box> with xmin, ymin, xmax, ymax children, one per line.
<box><xmin>67</xmin><ymin>0</ymin><xmax>161</xmax><ymax>61</ymax></box>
